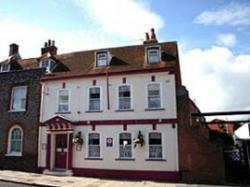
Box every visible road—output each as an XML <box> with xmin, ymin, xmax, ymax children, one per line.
<box><xmin>0</xmin><ymin>181</ymin><xmax>41</xmax><ymax>187</ymax></box>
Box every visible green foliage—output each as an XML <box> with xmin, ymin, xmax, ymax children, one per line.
<box><xmin>133</xmin><ymin>131</ymin><xmax>145</xmax><ymax>148</ymax></box>
<box><xmin>72</xmin><ymin>131</ymin><xmax>83</xmax><ymax>145</ymax></box>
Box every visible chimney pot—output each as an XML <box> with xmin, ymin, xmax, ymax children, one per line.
<box><xmin>145</xmin><ymin>32</ymin><xmax>150</xmax><ymax>41</ymax></box>
<box><xmin>9</xmin><ymin>43</ymin><xmax>19</xmax><ymax>56</ymax></box>
<box><xmin>52</xmin><ymin>40</ymin><xmax>55</xmax><ymax>46</ymax></box>
<box><xmin>150</xmin><ymin>28</ymin><xmax>157</xmax><ymax>40</ymax></box>
<box><xmin>48</xmin><ymin>39</ymin><xmax>51</xmax><ymax>46</ymax></box>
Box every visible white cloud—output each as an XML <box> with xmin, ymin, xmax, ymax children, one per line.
<box><xmin>180</xmin><ymin>46</ymin><xmax>250</xmax><ymax>118</ymax></box>
<box><xmin>194</xmin><ymin>2</ymin><xmax>250</xmax><ymax>26</ymax></box>
<box><xmin>74</xmin><ymin>0</ymin><xmax>164</xmax><ymax>39</ymax></box>
<box><xmin>217</xmin><ymin>33</ymin><xmax>237</xmax><ymax>47</ymax></box>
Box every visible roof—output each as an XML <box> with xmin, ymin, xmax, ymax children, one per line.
<box><xmin>0</xmin><ymin>41</ymin><xmax>181</xmax><ymax>84</ymax></box>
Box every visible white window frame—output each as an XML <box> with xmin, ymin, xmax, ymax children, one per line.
<box><xmin>146</xmin><ymin>46</ymin><xmax>161</xmax><ymax>64</ymax></box>
<box><xmin>0</xmin><ymin>64</ymin><xmax>10</xmax><ymax>72</ymax></box>
<box><xmin>88</xmin><ymin>86</ymin><xmax>102</xmax><ymax>111</ymax></box>
<box><xmin>95</xmin><ymin>51</ymin><xmax>109</xmax><ymax>67</ymax></box>
<box><xmin>57</xmin><ymin>89</ymin><xmax>70</xmax><ymax>113</ymax></box>
<box><xmin>10</xmin><ymin>85</ymin><xmax>27</xmax><ymax>112</ymax></box>
<box><xmin>6</xmin><ymin>125</ymin><xmax>23</xmax><ymax>157</ymax></box>
<box><xmin>117</xmin><ymin>84</ymin><xmax>133</xmax><ymax>110</ymax></box>
<box><xmin>87</xmin><ymin>132</ymin><xmax>101</xmax><ymax>158</ymax></box>
<box><xmin>118</xmin><ymin>132</ymin><xmax>133</xmax><ymax>159</ymax></box>
<box><xmin>147</xmin><ymin>132</ymin><xmax>164</xmax><ymax>159</ymax></box>
<box><xmin>40</xmin><ymin>59</ymin><xmax>53</xmax><ymax>73</ymax></box>
<box><xmin>146</xmin><ymin>83</ymin><xmax>162</xmax><ymax>109</ymax></box>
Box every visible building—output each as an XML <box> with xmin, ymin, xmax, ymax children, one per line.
<box><xmin>207</xmin><ymin>119</ymin><xmax>237</xmax><ymax>135</ymax></box>
<box><xmin>37</xmin><ymin>29</ymin><xmax>182</xmax><ymax>180</ymax></box>
<box><xmin>0</xmin><ymin>44</ymin><xmax>44</xmax><ymax>171</ymax></box>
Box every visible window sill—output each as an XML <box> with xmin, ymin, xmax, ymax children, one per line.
<box><xmin>84</xmin><ymin>157</ymin><xmax>103</xmax><ymax>160</ymax></box>
<box><xmin>144</xmin><ymin>108</ymin><xmax>165</xmax><ymax>111</ymax></box>
<box><xmin>5</xmin><ymin>153</ymin><xmax>22</xmax><ymax>157</ymax></box>
<box><xmin>145</xmin><ymin>158</ymin><xmax>166</xmax><ymax>161</ymax></box>
<box><xmin>85</xmin><ymin>110</ymin><xmax>103</xmax><ymax>113</ymax></box>
<box><xmin>55</xmin><ymin>111</ymin><xmax>71</xmax><ymax>114</ymax></box>
<box><xmin>115</xmin><ymin>158</ymin><xmax>135</xmax><ymax>161</ymax></box>
<box><xmin>8</xmin><ymin>110</ymin><xmax>26</xmax><ymax>113</ymax></box>
<box><xmin>115</xmin><ymin>109</ymin><xmax>134</xmax><ymax>112</ymax></box>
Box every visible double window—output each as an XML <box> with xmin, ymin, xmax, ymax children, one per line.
<box><xmin>88</xmin><ymin>133</ymin><xmax>100</xmax><ymax>158</ymax></box>
<box><xmin>147</xmin><ymin>47</ymin><xmax>160</xmax><ymax>64</ymax></box>
<box><xmin>149</xmin><ymin>132</ymin><xmax>162</xmax><ymax>159</ymax></box>
<box><xmin>7</xmin><ymin>126</ymin><xmax>23</xmax><ymax>156</ymax></box>
<box><xmin>0</xmin><ymin>64</ymin><xmax>10</xmax><ymax>72</ymax></box>
<box><xmin>89</xmin><ymin>87</ymin><xmax>101</xmax><ymax>111</ymax></box>
<box><xmin>40</xmin><ymin>59</ymin><xmax>53</xmax><ymax>73</ymax></box>
<box><xmin>10</xmin><ymin>86</ymin><xmax>27</xmax><ymax>111</ymax></box>
<box><xmin>119</xmin><ymin>133</ymin><xmax>132</xmax><ymax>158</ymax></box>
<box><xmin>58</xmin><ymin>89</ymin><xmax>69</xmax><ymax>113</ymax></box>
<box><xmin>96</xmin><ymin>51</ymin><xmax>108</xmax><ymax>67</ymax></box>
<box><xmin>147</xmin><ymin>83</ymin><xmax>161</xmax><ymax>109</ymax></box>
<box><xmin>118</xmin><ymin>85</ymin><xmax>131</xmax><ymax>110</ymax></box>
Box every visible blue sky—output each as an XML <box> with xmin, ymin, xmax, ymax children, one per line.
<box><xmin>1</xmin><ymin>0</ymin><xmax>250</xmax><ymax>118</ymax></box>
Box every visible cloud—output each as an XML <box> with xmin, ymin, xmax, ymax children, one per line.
<box><xmin>217</xmin><ymin>33</ymin><xmax>237</xmax><ymax>47</ymax></box>
<box><xmin>194</xmin><ymin>2</ymin><xmax>250</xmax><ymax>26</ymax></box>
<box><xmin>74</xmin><ymin>0</ymin><xmax>164</xmax><ymax>39</ymax></box>
<box><xmin>180</xmin><ymin>46</ymin><xmax>250</xmax><ymax>118</ymax></box>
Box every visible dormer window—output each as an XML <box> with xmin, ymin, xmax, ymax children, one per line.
<box><xmin>40</xmin><ymin>59</ymin><xmax>54</xmax><ymax>73</ymax></box>
<box><xmin>96</xmin><ymin>51</ymin><xmax>108</xmax><ymax>67</ymax></box>
<box><xmin>0</xmin><ymin>64</ymin><xmax>10</xmax><ymax>72</ymax></box>
<box><xmin>147</xmin><ymin>47</ymin><xmax>161</xmax><ymax>64</ymax></box>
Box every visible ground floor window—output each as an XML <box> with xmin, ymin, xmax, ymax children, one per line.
<box><xmin>149</xmin><ymin>132</ymin><xmax>162</xmax><ymax>159</ymax></box>
<box><xmin>88</xmin><ymin>133</ymin><xmax>100</xmax><ymax>158</ymax></box>
<box><xmin>119</xmin><ymin>133</ymin><xmax>132</xmax><ymax>158</ymax></box>
<box><xmin>7</xmin><ymin>125</ymin><xmax>23</xmax><ymax>156</ymax></box>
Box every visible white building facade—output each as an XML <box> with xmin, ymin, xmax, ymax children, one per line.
<box><xmin>38</xmin><ymin>38</ymin><xmax>181</xmax><ymax>180</ymax></box>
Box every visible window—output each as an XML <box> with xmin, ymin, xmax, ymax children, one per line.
<box><xmin>147</xmin><ymin>47</ymin><xmax>160</xmax><ymax>64</ymax></box>
<box><xmin>88</xmin><ymin>133</ymin><xmax>100</xmax><ymax>158</ymax></box>
<box><xmin>58</xmin><ymin>89</ymin><xmax>69</xmax><ymax>113</ymax></box>
<box><xmin>149</xmin><ymin>132</ymin><xmax>162</xmax><ymax>159</ymax></box>
<box><xmin>89</xmin><ymin>87</ymin><xmax>101</xmax><ymax>111</ymax></box>
<box><xmin>10</xmin><ymin>86</ymin><xmax>27</xmax><ymax>111</ymax></box>
<box><xmin>147</xmin><ymin>84</ymin><xmax>161</xmax><ymax>109</ymax></box>
<box><xmin>118</xmin><ymin>85</ymin><xmax>131</xmax><ymax>110</ymax></box>
<box><xmin>40</xmin><ymin>59</ymin><xmax>53</xmax><ymax>72</ymax></box>
<box><xmin>119</xmin><ymin>133</ymin><xmax>132</xmax><ymax>158</ymax></box>
<box><xmin>7</xmin><ymin>126</ymin><xmax>23</xmax><ymax>156</ymax></box>
<box><xmin>0</xmin><ymin>64</ymin><xmax>10</xmax><ymax>72</ymax></box>
<box><xmin>96</xmin><ymin>51</ymin><xmax>108</xmax><ymax>67</ymax></box>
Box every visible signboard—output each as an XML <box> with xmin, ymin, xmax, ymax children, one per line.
<box><xmin>106</xmin><ymin>137</ymin><xmax>113</xmax><ymax>147</ymax></box>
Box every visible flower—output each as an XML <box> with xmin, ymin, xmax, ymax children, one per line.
<box><xmin>72</xmin><ymin>132</ymin><xmax>83</xmax><ymax>145</ymax></box>
<box><xmin>133</xmin><ymin>131</ymin><xmax>144</xmax><ymax>148</ymax></box>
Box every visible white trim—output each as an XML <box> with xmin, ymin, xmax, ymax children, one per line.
<box><xmin>117</xmin><ymin>131</ymin><xmax>134</xmax><ymax>159</ymax></box>
<box><xmin>116</xmin><ymin>84</ymin><xmax>133</xmax><ymax>110</ymax></box>
<box><xmin>95</xmin><ymin>50</ymin><xmax>111</xmax><ymax>67</ymax></box>
<box><xmin>146</xmin><ymin>131</ymin><xmax>165</xmax><ymax>160</ymax></box>
<box><xmin>87</xmin><ymin>86</ymin><xmax>102</xmax><ymax>111</ymax></box>
<box><xmin>0</xmin><ymin>64</ymin><xmax>10</xmax><ymax>72</ymax></box>
<box><xmin>57</xmin><ymin>88</ymin><xmax>71</xmax><ymax>113</ymax></box>
<box><xmin>7</xmin><ymin>125</ymin><xmax>23</xmax><ymax>157</ymax></box>
<box><xmin>39</xmin><ymin>59</ymin><xmax>54</xmax><ymax>73</ymax></box>
<box><xmin>146</xmin><ymin>82</ymin><xmax>163</xmax><ymax>109</ymax></box>
<box><xmin>145</xmin><ymin>45</ymin><xmax>161</xmax><ymax>64</ymax></box>
<box><xmin>87</xmin><ymin>132</ymin><xmax>102</xmax><ymax>158</ymax></box>
<box><xmin>9</xmin><ymin>85</ymin><xmax>27</xmax><ymax>112</ymax></box>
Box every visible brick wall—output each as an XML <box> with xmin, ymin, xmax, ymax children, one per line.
<box><xmin>0</xmin><ymin>69</ymin><xmax>44</xmax><ymax>171</ymax></box>
<box><xmin>177</xmin><ymin>86</ymin><xmax>225</xmax><ymax>183</ymax></box>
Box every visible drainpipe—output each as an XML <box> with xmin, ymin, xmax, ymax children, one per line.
<box><xmin>106</xmin><ymin>68</ymin><xmax>110</xmax><ymax>110</ymax></box>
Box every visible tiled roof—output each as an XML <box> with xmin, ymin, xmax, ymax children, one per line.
<box><xmin>0</xmin><ymin>41</ymin><xmax>181</xmax><ymax>84</ymax></box>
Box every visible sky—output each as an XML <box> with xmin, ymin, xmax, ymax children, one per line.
<box><xmin>1</xmin><ymin>0</ymin><xmax>250</xmax><ymax>120</ymax></box>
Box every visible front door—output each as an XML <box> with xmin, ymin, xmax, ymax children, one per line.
<box><xmin>55</xmin><ymin>134</ymin><xmax>67</xmax><ymax>169</ymax></box>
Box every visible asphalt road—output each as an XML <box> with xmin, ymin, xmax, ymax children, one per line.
<box><xmin>0</xmin><ymin>181</ymin><xmax>40</xmax><ymax>187</ymax></box>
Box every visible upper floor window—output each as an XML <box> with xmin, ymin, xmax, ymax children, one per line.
<box><xmin>119</xmin><ymin>133</ymin><xmax>132</xmax><ymax>158</ymax></box>
<box><xmin>147</xmin><ymin>83</ymin><xmax>161</xmax><ymax>109</ymax></box>
<box><xmin>118</xmin><ymin>85</ymin><xmax>131</xmax><ymax>110</ymax></box>
<box><xmin>10</xmin><ymin>86</ymin><xmax>27</xmax><ymax>111</ymax></box>
<box><xmin>0</xmin><ymin>64</ymin><xmax>10</xmax><ymax>72</ymax></box>
<box><xmin>88</xmin><ymin>133</ymin><xmax>100</xmax><ymax>158</ymax></box>
<box><xmin>96</xmin><ymin>51</ymin><xmax>108</xmax><ymax>67</ymax></box>
<box><xmin>89</xmin><ymin>87</ymin><xmax>101</xmax><ymax>111</ymax></box>
<box><xmin>149</xmin><ymin>132</ymin><xmax>162</xmax><ymax>159</ymax></box>
<box><xmin>40</xmin><ymin>59</ymin><xmax>54</xmax><ymax>73</ymax></box>
<box><xmin>7</xmin><ymin>126</ymin><xmax>23</xmax><ymax>156</ymax></box>
<box><xmin>147</xmin><ymin>47</ymin><xmax>160</xmax><ymax>64</ymax></box>
<box><xmin>58</xmin><ymin>89</ymin><xmax>69</xmax><ymax>113</ymax></box>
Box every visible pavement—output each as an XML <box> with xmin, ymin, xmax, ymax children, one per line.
<box><xmin>0</xmin><ymin>170</ymin><xmax>237</xmax><ymax>187</ymax></box>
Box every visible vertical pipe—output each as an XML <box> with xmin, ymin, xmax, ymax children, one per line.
<box><xmin>106</xmin><ymin>69</ymin><xmax>110</xmax><ymax>110</ymax></box>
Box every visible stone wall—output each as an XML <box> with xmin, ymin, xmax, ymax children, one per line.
<box><xmin>0</xmin><ymin>69</ymin><xmax>44</xmax><ymax>171</ymax></box>
<box><xmin>177</xmin><ymin>86</ymin><xmax>225</xmax><ymax>184</ymax></box>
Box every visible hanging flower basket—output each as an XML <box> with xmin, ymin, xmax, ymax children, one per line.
<box><xmin>72</xmin><ymin>131</ymin><xmax>83</xmax><ymax>145</ymax></box>
<box><xmin>133</xmin><ymin>131</ymin><xmax>144</xmax><ymax>148</ymax></box>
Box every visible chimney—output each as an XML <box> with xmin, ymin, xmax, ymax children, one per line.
<box><xmin>41</xmin><ymin>39</ymin><xmax>57</xmax><ymax>56</ymax></box>
<box><xmin>143</xmin><ymin>28</ymin><xmax>158</xmax><ymax>44</ymax></box>
<box><xmin>9</xmin><ymin>43</ymin><xmax>19</xmax><ymax>56</ymax></box>
<box><xmin>150</xmin><ymin>28</ymin><xmax>157</xmax><ymax>41</ymax></box>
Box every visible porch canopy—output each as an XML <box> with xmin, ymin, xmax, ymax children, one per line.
<box><xmin>43</xmin><ymin>115</ymin><xmax>73</xmax><ymax>131</ymax></box>
<box><xmin>235</xmin><ymin>123</ymin><xmax>250</xmax><ymax>140</ymax></box>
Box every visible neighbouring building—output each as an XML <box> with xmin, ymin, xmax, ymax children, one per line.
<box><xmin>207</xmin><ymin>119</ymin><xmax>238</xmax><ymax>135</ymax></box>
<box><xmin>38</xmin><ymin>29</ymin><xmax>182</xmax><ymax>180</ymax></box>
<box><xmin>0</xmin><ymin>44</ymin><xmax>44</xmax><ymax>171</ymax></box>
